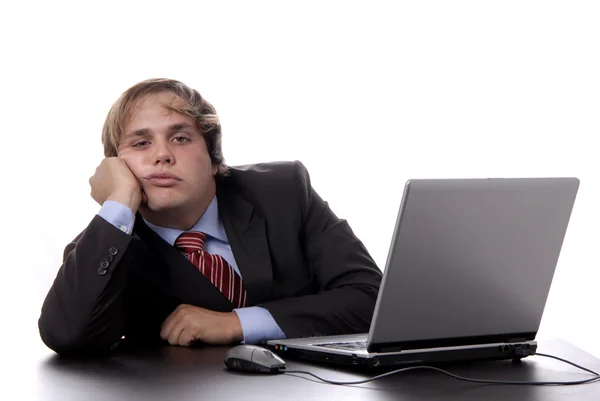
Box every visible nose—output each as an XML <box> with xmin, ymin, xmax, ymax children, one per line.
<box><xmin>153</xmin><ymin>139</ymin><xmax>174</xmax><ymax>165</ymax></box>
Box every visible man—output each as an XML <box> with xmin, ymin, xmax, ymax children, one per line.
<box><xmin>38</xmin><ymin>78</ymin><xmax>382</xmax><ymax>356</ymax></box>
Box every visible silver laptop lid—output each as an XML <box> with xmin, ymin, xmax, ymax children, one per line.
<box><xmin>367</xmin><ymin>178</ymin><xmax>579</xmax><ymax>353</ymax></box>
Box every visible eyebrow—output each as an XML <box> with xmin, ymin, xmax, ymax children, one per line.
<box><xmin>124</xmin><ymin>129</ymin><xmax>150</xmax><ymax>139</ymax></box>
<box><xmin>168</xmin><ymin>123</ymin><xmax>197</xmax><ymax>133</ymax></box>
<box><xmin>124</xmin><ymin>122</ymin><xmax>198</xmax><ymax>139</ymax></box>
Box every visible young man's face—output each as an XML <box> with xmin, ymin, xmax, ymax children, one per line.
<box><xmin>118</xmin><ymin>92</ymin><xmax>217</xmax><ymax>218</ymax></box>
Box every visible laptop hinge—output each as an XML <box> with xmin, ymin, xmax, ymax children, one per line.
<box><xmin>507</xmin><ymin>337</ymin><xmax>527</xmax><ymax>343</ymax></box>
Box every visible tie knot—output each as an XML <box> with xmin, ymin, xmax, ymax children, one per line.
<box><xmin>175</xmin><ymin>231</ymin><xmax>207</xmax><ymax>254</ymax></box>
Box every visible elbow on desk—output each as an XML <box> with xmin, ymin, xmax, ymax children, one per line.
<box><xmin>38</xmin><ymin>316</ymin><xmax>118</xmax><ymax>357</ymax></box>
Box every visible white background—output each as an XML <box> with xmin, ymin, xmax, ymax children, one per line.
<box><xmin>1</xmin><ymin>0</ymin><xmax>598</xmax><ymax>365</ymax></box>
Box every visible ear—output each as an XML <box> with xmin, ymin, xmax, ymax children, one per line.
<box><xmin>212</xmin><ymin>164</ymin><xmax>218</xmax><ymax>176</ymax></box>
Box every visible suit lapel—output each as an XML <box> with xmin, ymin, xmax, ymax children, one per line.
<box><xmin>217</xmin><ymin>184</ymin><xmax>274</xmax><ymax>305</ymax></box>
<box><xmin>134</xmin><ymin>215</ymin><xmax>235</xmax><ymax>312</ymax></box>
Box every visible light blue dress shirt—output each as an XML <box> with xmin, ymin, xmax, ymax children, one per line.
<box><xmin>98</xmin><ymin>197</ymin><xmax>286</xmax><ymax>344</ymax></box>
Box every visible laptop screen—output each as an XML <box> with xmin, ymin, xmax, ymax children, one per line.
<box><xmin>367</xmin><ymin>177</ymin><xmax>579</xmax><ymax>352</ymax></box>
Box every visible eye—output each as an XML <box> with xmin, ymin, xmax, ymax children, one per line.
<box><xmin>132</xmin><ymin>140</ymin><xmax>150</xmax><ymax>148</ymax></box>
<box><xmin>173</xmin><ymin>136</ymin><xmax>191</xmax><ymax>144</ymax></box>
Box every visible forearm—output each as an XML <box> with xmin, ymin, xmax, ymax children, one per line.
<box><xmin>38</xmin><ymin>215</ymin><xmax>134</xmax><ymax>355</ymax></box>
<box><xmin>259</xmin><ymin>280</ymin><xmax>380</xmax><ymax>339</ymax></box>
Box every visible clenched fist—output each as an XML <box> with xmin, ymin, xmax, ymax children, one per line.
<box><xmin>160</xmin><ymin>304</ymin><xmax>244</xmax><ymax>346</ymax></box>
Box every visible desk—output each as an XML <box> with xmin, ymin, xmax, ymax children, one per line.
<box><xmin>10</xmin><ymin>339</ymin><xmax>600</xmax><ymax>400</ymax></box>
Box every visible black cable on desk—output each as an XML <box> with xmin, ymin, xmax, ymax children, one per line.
<box><xmin>535</xmin><ymin>352</ymin><xmax>599</xmax><ymax>376</ymax></box>
<box><xmin>281</xmin><ymin>352</ymin><xmax>600</xmax><ymax>386</ymax></box>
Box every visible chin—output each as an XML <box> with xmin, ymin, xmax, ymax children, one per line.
<box><xmin>144</xmin><ymin>201</ymin><xmax>178</xmax><ymax>213</ymax></box>
<box><xmin>143</xmin><ymin>194</ymin><xmax>186</xmax><ymax>213</ymax></box>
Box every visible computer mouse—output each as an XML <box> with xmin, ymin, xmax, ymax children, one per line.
<box><xmin>224</xmin><ymin>344</ymin><xmax>286</xmax><ymax>374</ymax></box>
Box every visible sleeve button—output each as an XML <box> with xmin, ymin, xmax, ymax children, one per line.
<box><xmin>97</xmin><ymin>267</ymin><xmax>108</xmax><ymax>276</ymax></box>
<box><xmin>100</xmin><ymin>260</ymin><xmax>110</xmax><ymax>269</ymax></box>
<box><xmin>109</xmin><ymin>247</ymin><xmax>119</xmax><ymax>255</ymax></box>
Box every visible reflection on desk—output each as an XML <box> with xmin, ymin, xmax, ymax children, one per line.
<box><xmin>9</xmin><ymin>339</ymin><xmax>600</xmax><ymax>401</ymax></box>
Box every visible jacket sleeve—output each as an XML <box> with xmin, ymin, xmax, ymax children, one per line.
<box><xmin>259</xmin><ymin>161</ymin><xmax>382</xmax><ymax>339</ymax></box>
<box><xmin>38</xmin><ymin>215</ymin><xmax>136</xmax><ymax>356</ymax></box>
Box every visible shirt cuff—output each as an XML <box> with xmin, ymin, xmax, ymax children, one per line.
<box><xmin>97</xmin><ymin>200</ymin><xmax>135</xmax><ymax>235</ymax></box>
<box><xmin>234</xmin><ymin>307</ymin><xmax>287</xmax><ymax>345</ymax></box>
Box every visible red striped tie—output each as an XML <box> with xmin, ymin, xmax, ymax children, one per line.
<box><xmin>175</xmin><ymin>231</ymin><xmax>247</xmax><ymax>308</ymax></box>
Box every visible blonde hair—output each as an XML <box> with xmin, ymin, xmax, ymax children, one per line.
<box><xmin>102</xmin><ymin>78</ymin><xmax>229</xmax><ymax>176</ymax></box>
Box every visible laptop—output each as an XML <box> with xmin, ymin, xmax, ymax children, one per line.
<box><xmin>268</xmin><ymin>177</ymin><xmax>580</xmax><ymax>368</ymax></box>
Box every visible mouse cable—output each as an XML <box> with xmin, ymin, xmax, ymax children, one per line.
<box><xmin>280</xmin><ymin>352</ymin><xmax>600</xmax><ymax>386</ymax></box>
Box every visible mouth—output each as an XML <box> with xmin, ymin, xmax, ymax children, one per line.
<box><xmin>144</xmin><ymin>172</ymin><xmax>182</xmax><ymax>187</ymax></box>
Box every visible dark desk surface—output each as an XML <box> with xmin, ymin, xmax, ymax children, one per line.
<box><xmin>9</xmin><ymin>339</ymin><xmax>600</xmax><ymax>401</ymax></box>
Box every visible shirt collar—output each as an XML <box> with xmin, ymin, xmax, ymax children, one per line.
<box><xmin>143</xmin><ymin>196</ymin><xmax>228</xmax><ymax>246</ymax></box>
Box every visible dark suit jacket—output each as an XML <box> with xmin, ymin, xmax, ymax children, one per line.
<box><xmin>38</xmin><ymin>161</ymin><xmax>382</xmax><ymax>355</ymax></box>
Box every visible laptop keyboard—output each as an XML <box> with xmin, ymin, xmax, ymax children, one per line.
<box><xmin>313</xmin><ymin>341</ymin><xmax>367</xmax><ymax>351</ymax></box>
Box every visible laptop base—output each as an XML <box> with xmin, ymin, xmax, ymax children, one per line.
<box><xmin>268</xmin><ymin>341</ymin><xmax>537</xmax><ymax>369</ymax></box>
